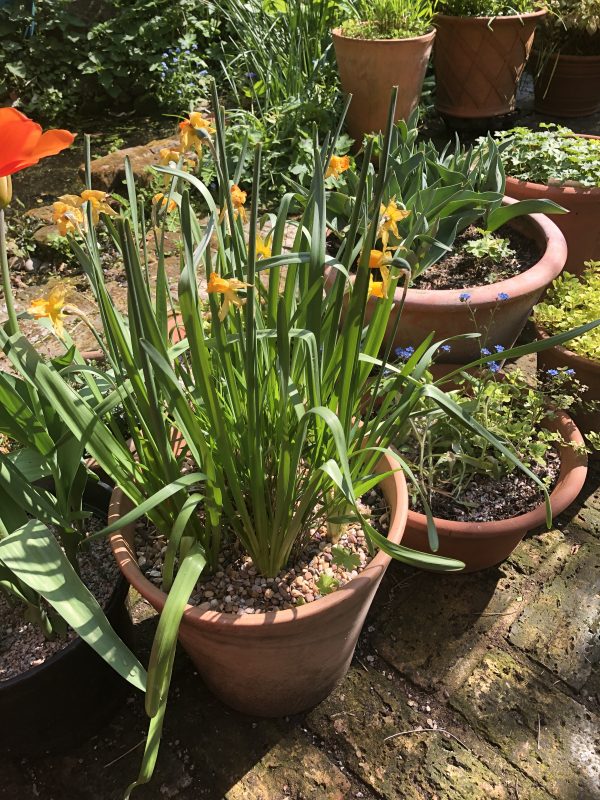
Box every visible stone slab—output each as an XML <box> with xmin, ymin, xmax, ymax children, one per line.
<box><xmin>450</xmin><ymin>648</ymin><xmax>600</xmax><ymax>798</ymax></box>
<box><xmin>509</xmin><ymin>539</ymin><xmax>600</xmax><ymax>690</ymax></box>
<box><xmin>83</xmin><ymin>136</ymin><xmax>180</xmax><ymax>192</ymax></box>
<box><xmin>307</xmin><ymin>664</ymin><xmax>552</xmax><ymax>800</ymax></box>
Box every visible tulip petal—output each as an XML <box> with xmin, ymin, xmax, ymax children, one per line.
<box><xmin>32</xmin><ymin>129</ymin><xmax>76</xmax><ymax>160</ymax></box>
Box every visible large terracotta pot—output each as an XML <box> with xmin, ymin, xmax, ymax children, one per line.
<box><xmin>533</xmin><ymin>53</ymin><xmax>600</xmax><ymax>117</ymax></box>
<box><xmin>332</xmin><ymin>27</ymin><xmax>435</xmax><ymax>143</ymax></box>
<box><xmin>536</xmin><ymin>324</ymin><xmax>600</xmax><ymax>451</ymax></box>
<box><xmin>402</xmin><ymin>411</ymin><xmax>587</xmax><ymax>572</ymax></box>
<box><xmin>325</xmin><ymin>198</ymin><xmax>567</xmax><ymax>363</ymax></box>
<box><xmin>505</xmin><ymin>137</ymin><xmax>600</xmax><ymax>276</ymax></box>
<box><xmin>109</xmin><ymin>454</ymin><xmax>408</xmax><ymax>717</ymax></box>
<box><xmin>0</xmin><ymin>482</ymin><xmax>133</xmax><ymax>756</ymax></box>
<box><xmin>433</xmin><ymin>11</ymin><xmax>546</xmax><ymax>119</ymax></box>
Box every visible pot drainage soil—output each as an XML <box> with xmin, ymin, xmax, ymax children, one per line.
<box><xmin>410</xmin><ymin>448</ymin><xmax>560</xmax><ymax>523</ymax></box>
<box><xmin>411</xmin><ymin>225</ymin><xmax>540</xmax><ymax>291</ymax></box>
<box><xmin>134</xmin><ymin>488</ymin><xmax>389</xmax><ymax>614</ymax></box>
<box><xmin>0</xmin><ymin>532</ymin><xmax>119</xmax><ymax>682</ymax></box>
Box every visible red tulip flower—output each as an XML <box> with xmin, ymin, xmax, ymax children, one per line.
<box><xmin>0</xmin><ymin>107</ymin><xmax>75</xmax><ymax>178</ymax></box>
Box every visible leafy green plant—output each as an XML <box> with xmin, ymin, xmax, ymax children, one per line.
<box><xmin>535</xmin><ymin>263</ymin><xmax>600</xmax><ymax>362</ymax></box>
<box><xmin>437</xmin><ymin>0</ymin><xmax>539</xmax><ymax>15</ymax></box>
<box><xmin>537</xmin><ymin>0</ymin><xmax>600</xmax><ymax>55</ymax></box>
<box><xmin>495</xmin><ymin>124</ymin><xmax>600</xmax><ymax>188</ymax></box>
<box><xmin>403</xmin><ymin>366</ymin><xmax>589</xmax><ymax>513</ymax></box>
<box><xmin>341</xmin><ymin>0</ymin><xmax>436</xmax><ymax>39</ymax></box>
<box><xmin>463</xmin><ymin>229</ymin><xmax>515</xmax><ymax>263</ymax></box>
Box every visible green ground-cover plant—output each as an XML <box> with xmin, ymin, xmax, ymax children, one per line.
<box><xmin>0</xmin><ymin>0</ymin><xmax>219</xmax><ymax>122</ymax></box>
<box><xmin>535</xmin><ymin>263</ymin><xmax>600</xmax><ymax>361</ymax></box>
<box><xmin>437</xmin><ymin>0</ymin><xmax>540</xmax><ymax>14</ymax></box>
<box><xmin>495</xmin><ymin>124</ymin><xmax>600</xmax><ymax>187</ymax></box>
<box><xmin>341</xmin><ymin>0</ymin><xmax>437</xmax><ymax>39</ymax></box>
<box><xmin>463</xmin><ymin>230</ymin><xmax>515</xmax><ymax>264</ymax></box>
<box><xmin>402</xmin><ymin>365</ymin><xmax>590</xmax><ymax>512</ymax></box>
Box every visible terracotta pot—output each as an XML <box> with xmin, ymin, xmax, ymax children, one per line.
<box><xmin>505</xmin><ymin>136</ymin><xmax>600</xmax><ymax>276</ymax></box>
<box><xmin>332</xmin><ymin>27</ymin><xmax>435</xmax><ymax>144</ymax></box>
<box><xmin>0</xmin><ymin>482</ymin><xmax>134</xmax><ymax>756</ymax></box>
<box><xmin>533</xmin><ymin>52</ymin><xmax>600</xmax><ymax>117</ymax></box>
<box><xmin>402</xmin><ymin>411</ymin><xmax>587</xmax><ymax>572</ymax></box>
<box><xmin>325</xmin><ymin>198</ymin><xmax>567</xmax><ymax>363</ymax></box>
<box><xmin>433</xmin><ymin>11</ymin><xmax>546</xmax><ymax>119</ymax></box>
<box><xmin>108</xmin><ymin>454</ymin><xmax>408</xmax><ymax>717</ymax></box>
<box><xmin>536</xmin><ymin>324</ymin><xmax>600</xmax><ymax>452</ymax></box>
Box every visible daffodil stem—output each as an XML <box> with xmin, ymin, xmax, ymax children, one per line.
<box><xmin>0</xmin><ymin>209</ymin><xmax>18</xmax><ymax>336</ymax></box>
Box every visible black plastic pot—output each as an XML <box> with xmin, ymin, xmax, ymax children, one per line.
<box><xmin>0</xmin><ymin>481</ymin><xmax>134</xmax><ymax>756</ymax></box>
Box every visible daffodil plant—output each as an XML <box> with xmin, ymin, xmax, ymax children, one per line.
<box><xmin>3</xmin><ymin>88</ymin><xmax>597</xmax><ymax>796</ymax></box>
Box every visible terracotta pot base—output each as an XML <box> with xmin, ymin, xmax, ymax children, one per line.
<box><xmin>109</xmin><ymin>455</ymin><xmax>408</xmax><ymax>717</ymax></box>
<box><xmin>533</xmin><ymin>53</ymin><xmax>600</xmax><ymax>118</ymax></box>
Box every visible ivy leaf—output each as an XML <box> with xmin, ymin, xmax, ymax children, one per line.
<box><xmin>331</xmin><ymin>545</ymin><xmax>361</xmax><ymax>571</ymax></box>
<box><xmin>316</xmin><ymin>574</ymin><xmax>339</xmax><ymax>595</ymax></box>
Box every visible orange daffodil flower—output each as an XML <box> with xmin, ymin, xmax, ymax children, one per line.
<box><xmin>52</xmin><ymin>190</ymin><xmax>116</xmax><ymax>236</ymax></box>
<box><xmin>152</xmin><ymin>193</ymin><xmax>177</xmax><ymax>213</ymax></box>
<box><xmin>178</xmin><ymin>112</ymin><xmax>215</xmax><ymax>155</ymax></box>
<box><xmin>230</xmin><ymin>184</ymin><xmax>247</xmax><ymax>222</ymax></box>
<box><xmin>207</xmin><ymin>272</ymin><xmax>251</xmax><ymax>321</ymax></box>
<box><xmin>325</xmin><ymin>154</ymin><xmax>350</xmax><ymax>179</ymax></box>
<box><xmin>367</xmin><ymin>248</ymin><xmax>392</xmax><ymax>297</ymax></box>
<box><xmin>368</xmin><ymin>277</ymin><xmax>385</xmax><ymax>298</ymax></box>
<box><xmin>27</xmin><ymin>283</ymin><xmax>85</xmax><ymax>337</ymax></box>
<box><xmin>378</xmin><ymin>197</ymin><xmax>410</xmax><ymax>249</ymax></box>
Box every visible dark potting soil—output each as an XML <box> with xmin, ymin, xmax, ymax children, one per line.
<box><xmin>411</xmin><ymin>448</ymin><xmax>561</xmax><ymax>524</ymax></box>
<box><xmin>412</xmin><ymin>225</ymin><xmax>541</xmax><ymax>291</ymax></box>
<box><xmin>0</xmin><ymin>525</ymin><xmax>119</xmax><ymax>682</ymax></box>
<box><xmin>134</xmin><ymin>487</ymin><xmax>390</xmax><ymax>615</ymax></box>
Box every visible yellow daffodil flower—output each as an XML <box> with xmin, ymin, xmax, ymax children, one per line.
<box><xmin>52</xmin><ymin>201</ymin><xmax>85</xmax><ymax>236</ymax></box>
<box><xmin>366</xmin><ymin>248</ymin><xmax>392</xmax><ymax>293</ymax></box>
<box><xmin>179</xmin><ymin>112</ymin><xmax>215</xmax><ymax>154</ymax></box>
<box><xmin>230</xmin><ymin>183</ymin><xmax>247</xmax><ymax>223</ymax></box>
<box><xmin>368</xmin><ymin>276</ymin><xmax>385</xmax><ymax>299</ymax></box>
<box><xmin>55</xmin><ymin>190</ymin><xmax>116</xmax><ymax>228</ymax></box>
<box><xmin>152</xmin><ymin>192</ymin><xmax>177</xmax><ymax>213</ymax></box>
<box><xmin>256</xmin><ymin>234</ymin><xmax>272</xmax><ymax>260</ymax></box>
<box><xmin>325</xmin><ymin>154</ymin><xmax>350</xmax><ymax>179</ymax></box>
<box><xmin>378</xmin><ymin>198</ymin><xmax>410</xmax><ymax>248</ymax></box>
<box><xmin>159</xmin><ymin>148</ymin><xmax>182</xmax><ymax>167</ymax></box>
<box><xmin>207</xmin><ymin>272</ymin><xmax>251</xmax><ymax>321</ymax></box>
<box><xmin>27</xmin><ymin>283</ymin><xmax>84</xmax><ymax>336</ymax></box>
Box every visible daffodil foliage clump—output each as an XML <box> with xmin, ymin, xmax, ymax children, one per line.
<box><xmin>535</xmin><ymin>263</ymin><xmax>600</xmax><ymax>362</ymax></box>
<box><xmin>341</xmin><ymin>0</ymin><xmax>436</xmax><ymax>39</ymax></box>
<box><xmin>496</xmin><ymin>125</ymin><xmax>600</xmax><ymax>188</ymax></box>
<box><xmin>438</xmin><ymin>0</ymin><xmax>538</xmax><ymax>14</ymax></box>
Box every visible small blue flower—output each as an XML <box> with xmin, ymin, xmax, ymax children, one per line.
<box><xmin>172</xmin><ymin>56</ymin><xmax>179</xmax><ymax>63</ymax></box>
<box><xmin>395</xmin><ymin>346</ymin><xmax>415</xmax><ymax>360</ymax></box>
<box><xmin>161</xmin><ymin>61</ymin><xmax>167</xmax><ymax>68</ymax></box>
<box><xmin>497</xmin><ymin>292</ymin><xmax>510</xmax><ymax>301</ymax></box>
<box><xmin>494</xmin><ymin>344</ymin><xmax>505</xmax><ymax>353</ymax></box>
<box><xmin>566</xmin><ymin>368</ymin><xmax>576</xmax><ymax>376</ymax></box>
<box><xmin>546</xmin><ymin>369</ymin><xmax>559</xmax><ymax>377</ymax></box>
<box><xmin>441</xmin><ymin>344</ymin><xmax>451</xmax><ymax>352</ymax></box>
<box><xmin>199</xmin><ymin>69</ymin><xmax>208</xmax><ymax>76</ymax></box>
<box><xmin>481</xmin><ymin>347</ymin><xmax>491</xmax><ymax>356</ymax></box>
<box><xmin>162</xmin><ymin>52</ymin><xmax>168</xmax><ymax>57</ymax></box>
<box><xmin>488</xmin><ymin>361</ymin><xmax>501</xmax><ymax>373</ymax></box>
<box><xmin>459</xmin><ymin>292</ymin><xmax>471</xmax><ymax>303</ymax></box>
<box><xmin>175</xmin><ymin>47</ymin><xmax>181</xmax><ymax>53</ymax></box>
<box><xmin>245</xmin><ymin>71</ymin><xmax>257</xmax><ymax>79</ymax></box>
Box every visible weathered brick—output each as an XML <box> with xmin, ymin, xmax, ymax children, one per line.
<box><xmin>450</xmin><ymin>648</ymin><xmax>600</xmax><ymax>798</ymax></box>
<box><xmin>509</xmin><ymin>539</ymin><xmax>600</xmax><ymax>690</ymax></box>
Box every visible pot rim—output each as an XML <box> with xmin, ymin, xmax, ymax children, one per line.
<box><xmin>535</xmin><ymin>322</ymin><xmax>600</xmax><ymax>372</ymax></box>
<box><xmin>331</xmin><ymin>25</ymin><xmax>436</xmax><ymax>44</ymax></box>
<box><xmin>406</xmin><ymin>409</ymin><xmax>587</xmax><ymax>539</ymax></box>
<box><xmin>434</xmin><ymin>9</ymin><xmax>547</xmax><ymax>23</ymax></box>
<box><xmin>109</xmin><ymin>453</ymin><xmax>408</xmax><ymax>628</ymax></box>
<box><xmin>534</xmin><ymin>50</ymin><xmax>600</xmax><ymax>64</ymax></box>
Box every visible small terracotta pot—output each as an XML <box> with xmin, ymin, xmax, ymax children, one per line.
<box><xmin>332</xmin><ymin>27</ymin><xmax>435</xmax><ymax>144</ymax></box>
<box><xmin>533</xmin><ymin>52</ymin><xmax>600</xmax><ymax>117</ymax></box>
<box><xmin>536</xmin><ymin>324</ymin><xmax>600</xmax><ymax>454</ymax></box>
<box><xmin>325</xmin><ymin>198</ymin><xmax>567</xmax><ymax>363</ymax></box>
<box><xmin>402</xmin><ymin>411</ymin><xmax>587</xmax><ymax>572</ymax></box>
<box><xmin>505</xmin><ymin>136</ymin><xmax>600</xmax><ymax>276</ymax></box>
<box><xmin>433</xmin><ymin>11</ymin><xmax>546</xmax><ymax>119</ymax></box>
<box><xmin>108</xmin><ymin>454</ymin><xmax>408</xmax><ymax>717</ymax></box>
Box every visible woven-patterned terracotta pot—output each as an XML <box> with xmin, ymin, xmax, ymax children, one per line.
<box><xmin>533</xmin><ymin>53</ymin><xmax>600</xmax><ymax>118</ymax></box>
<box><xmin>332</xmin><ymin>27</ymin><xmax>435</xmax><ymax>143</ymax></box>
<box><xmin>434</xmin><ymin>10</ymin><xmax>546</xmax><ymax>119</ymax></box>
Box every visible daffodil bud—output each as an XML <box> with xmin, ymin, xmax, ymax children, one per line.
<box><xmin>0</xmin><ymin>176</ymin><xmax>12</xmax><ymax>209</ymax></box>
